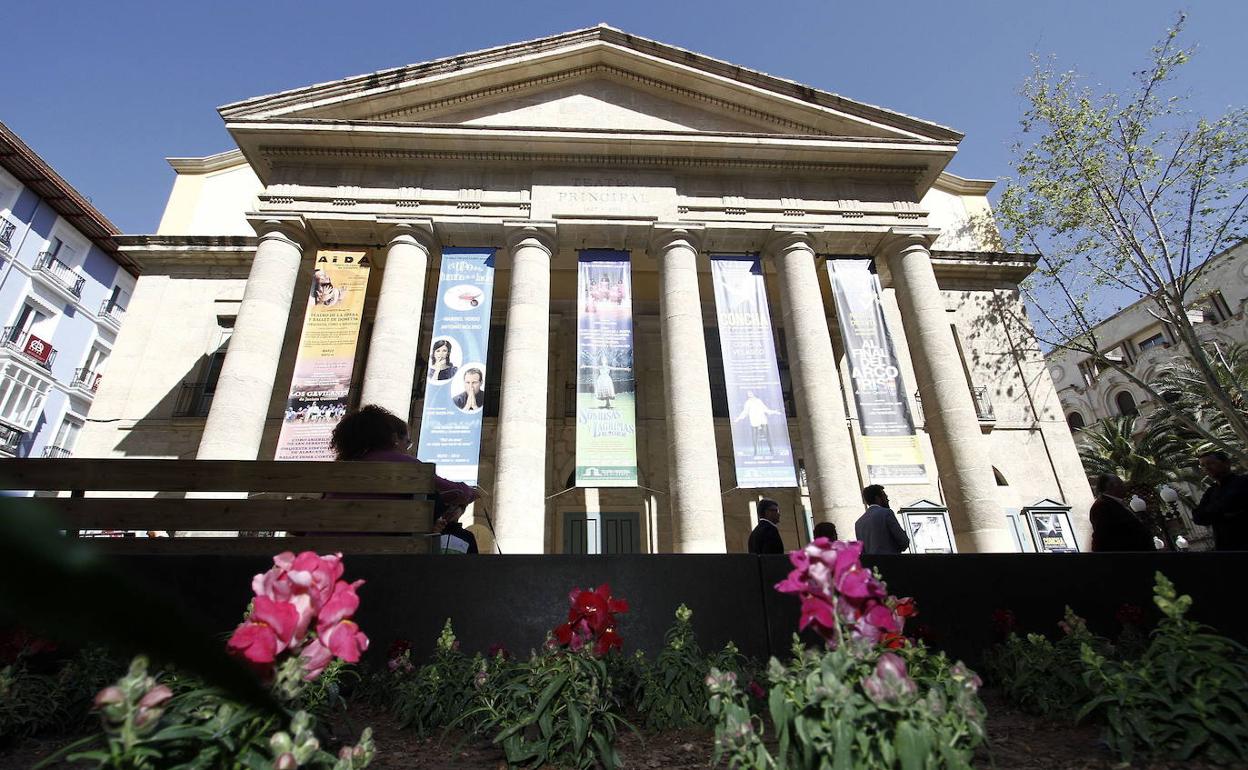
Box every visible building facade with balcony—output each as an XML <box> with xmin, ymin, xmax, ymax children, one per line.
<box><xmin>76</xmin><ymin>27</ymin><xmax>1091</xmax><ymax>553</ymax></box>
<box><xmin>0</xmin><ymin>122</ymin><xmax>138</xmax><ymax>458</ymax></box>
<box><xmin>1046</xmin><ymin>240</ymin><xmax>1248</xmax><ymax>431</ymax></box>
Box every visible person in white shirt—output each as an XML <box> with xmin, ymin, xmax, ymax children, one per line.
<box><xmin>734</xmin><ymin>391</ymin><xmax>782</xmax><ymax>457</ymax></box>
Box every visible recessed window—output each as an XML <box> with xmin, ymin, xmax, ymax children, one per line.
<box><xmin>1115</xmin><ymin>391</ymin><xmax>1138</xmax><ymax>417</ymax></box>
<box><xmin>1137</xmin><ymin>333</ymin><xmax>1167</xmax><ymax>351</ymax></box>
<box><xmin>1066</xmin><ymin>412</ymin><xmax>1085</xmax><ymax>431</ymax></box>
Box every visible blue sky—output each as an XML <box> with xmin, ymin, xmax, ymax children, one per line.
<box><xmin>5</xmin><ymin>1</ymin><xmax>1244</xmax><ymax>234</ymax></box>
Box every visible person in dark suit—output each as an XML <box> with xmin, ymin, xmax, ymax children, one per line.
<box><xmin>1193</xmin><ymin>451</ymin><xmax>1248</xmax><ymax>551</ymax></box>
<box><xmin>854</xmin><ymin>485</ymin><xmax>910</xmax><ymax>555</ymax></box>
<box><xmin>1089</xmin><ymin>473</ymin><xmax>1155</xmax><ymax>551</ymax></box>
<box><xmin>748</xmin><ymin>498</ymin><xmax>784</xmax><ymax>554</ymax></box>
<box><xmin>813</xmin><ymin>521</ymin><xmax>839</xmax><ymax>541</ymax></box>
<box><xmin>452</xmin><ymin>368</ymin><xmax>485</xmax><ymax>412</ymax></box>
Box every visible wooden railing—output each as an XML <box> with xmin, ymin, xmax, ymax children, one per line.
<box><xmin>0</xmin><ymin>458</ymin><xmax>438</xmax><ymax>554</ymax></box>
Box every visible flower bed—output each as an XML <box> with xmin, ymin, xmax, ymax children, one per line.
<box><xmin>8</xmin><ymin>544</ymin><xmax>1248</xmax><ymax>769</ymax></box>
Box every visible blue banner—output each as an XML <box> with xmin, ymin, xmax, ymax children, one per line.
<box><xmin>416</xmin><ymin>248</ymin><xmax>496</xmax><ymax>484</ymax></box>
<box><xmin>710</xmin><ymin>256</ymin><xmax>798</xmax><ymax>488</ymax></box>
<box><xmin>575</xmin><ymin>251</ymin><xmax>638</xmax><ymax>487</ymax></box>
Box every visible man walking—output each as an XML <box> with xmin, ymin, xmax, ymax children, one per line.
<box><xmin>854</xmin><ymin>485</ymin><xmax>910</xmax><ymax>555</ymax></box>
<box><xmin>748</xmin><ymin>498</ymin><xmax>785</xmax><ymax>554</ymax></box>
<box><xmin>1193</xmin><ymin>450</ymin><xmax>1248</xmax><ymax>551</ymax></box>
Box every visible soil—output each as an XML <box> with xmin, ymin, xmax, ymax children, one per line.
<box><xmin>5</xmin><ymin>690</ymin><xmax>1241</xmax><ymax>769</ymax></box>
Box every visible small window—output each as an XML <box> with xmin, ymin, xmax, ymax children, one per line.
<box><xmin>1115</xmin><ymin>391</ymin><xmax>1138</xmax><ymax>417</ymax></box>
<box><xmin>1137</xmin><ymin>333</ymin><xmax>1167</xmax><ymax>352</ymax></box>
<box><xmin>1078</xmin><ymin>360</ymin><xmax>1099</xmax><ymax>386</ymax></box>
<box><xmin>1066</xmin><ymin>412</ymin><xmax>1085</xmax><ymax>431</ymax></box>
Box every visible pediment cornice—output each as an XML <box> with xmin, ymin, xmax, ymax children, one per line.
<box><xmin>219</xmin><ymin>25</ymin><xmax>962</xmax><ymax>145</ymax></box>
<box><xmin>363</xmin><ymin>63</ymin><xmax>823</xmax><ymax>134</ymax></box>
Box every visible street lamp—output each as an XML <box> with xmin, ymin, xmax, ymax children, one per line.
<box><xmin>1157</xmin><ymin>484</ymin><xmax>1187</xmax><ymax>549</ymax></box>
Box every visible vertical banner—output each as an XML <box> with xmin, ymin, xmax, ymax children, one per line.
<box><xmin>416</xmin><ymin>248</ymin><xmax>496</xmax><ymax>484</ymax></box>
<box><xmin>275</xmin><ymin>250</ymin><xmax>372</xmax><ymax>460</ymax></box>
<box><xmin>827</xmin><ymin>259</ymin><xmax>928</xmax><ymax>484</ymax></box>
<box><xmin>710</xmin><ymin>256</ymin><xmax>798</xmax><ymax>488</ymax></box>
<box><xmin>575</xmin><ymin>251</ymin><xmax>637</xmax><ymax>487</ymax></box>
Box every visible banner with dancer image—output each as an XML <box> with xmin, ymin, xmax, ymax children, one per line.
<box><xmin>827</xmin><ymin>259</ymin><xmax>928</xmax><ymax>484</ymax></box>
<box><xmin>575</xmin><ymin>251</ymin><xmax>637</xmax><ymax>487</ymax></box>
<box><xmin>710</xmin><ymin>256</ymin><xmax>798</xmax><ymax>488</ymax></box>
<box><xmin>416</xmin><ymin>248</ymin><xmax>497</xmax><ymax>484</ymax></box>
<box><xmin>275</xmin><ymin>250</ymin><xmax>372</xmax><ymax>460</ymax></box>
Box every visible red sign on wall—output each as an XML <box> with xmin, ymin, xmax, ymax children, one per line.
<box><xmin>23</xmin><ymin>335</ymin><xmax>52</xmax><ymax>365</ymax></box>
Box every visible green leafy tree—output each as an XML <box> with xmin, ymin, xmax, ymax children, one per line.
<box><xmin>998</xmin><ymin>13</ymin><xmax>1248</xmax><ymax>454</ymax></box>
<box><xmin>1151</xmin><ymin>340</ymin><xmax>1248</xmax><ymax>456</ymax></box>
<box><xmin>1076</xmin><ymin>415</ymin><xmax>1199</xmax><ymax>492</ymax></box>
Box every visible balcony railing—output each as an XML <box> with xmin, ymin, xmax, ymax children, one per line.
<box><xmin>98</xmin><ymin>301</ymin><xmax>126</xmax><ymax>327</ymax></box>
<box><xmin>73</xmin><ymin>367</ymin><xmax>101</xmax><ymax>393</ymax></box>
<box><xmin>41</xmin><ymin>445</ymin><xmax>73</xmax><ymax>458</ymax></box>
<box><xmin>0</xmin><ymin>216</ymin><xmax>16</xmax><ymax>252</ymax></box>
<box><xmin>913</xmin><ymin>386</ymin><xmax>996</xmax><ymax>423</ymax></box>
<box><xmin>33</xmin><ymin>252</ymin><xmax>86</xmax><ymax>298</ymax></box>
<box><xmin>971</xmin><ymin>387</ymin><xmax>995</xmax><ymax>421</ymax></box>
<box><xmin>1</xmin><ymin>327</ymin><xmax>57</xmax><ymax>370</ymax></box>
<box><xmin>173</xmin><ymin>381</ymin><xmax>214</xmax><ymax>418</ymax></box>
<box><xmin>0</xmin><ymin>424</ymin><xmax>22</xmax><ymax>456</ymax></box>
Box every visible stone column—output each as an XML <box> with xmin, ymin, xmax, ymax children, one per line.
<box><xmin>652</xmin><ymin>225</ymin><xmax>726</xmax><ymax>553</ymax></box>
<box><xmin>197</xmin><ymin>218</ymin><xmax>309</xmax><ymax>461</ymax></box>
<box><xmin>881</xmin><ymin>229</ymin><xmax>1012</xmax><ymax>552</ymax></box>
<box><xmin>359</xmin><ymin>222</ymin><xmax>435</xmax><ymax>420</ymax></box>
<box><xmin>491</xmin><ymin>222</ymin><xmax>556</xmax><ymax>554</ymax></box>
<box><xmin>767</xmin><ymin>229</ymin><xmax>864</xmax><ymax>537</ymax></box>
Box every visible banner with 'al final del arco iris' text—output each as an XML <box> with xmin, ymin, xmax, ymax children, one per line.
<box><xmin>416</xmin><ymin>248</ymin><xmax>496</xmax><ymax>485</ymax></box>
<box><xmin>275</xmin><ymin>250</ymin><xmax>372</xmax><ymax>460</ymax></box>
<box><xmin>575</xmin><ymin>251</ymin><xmax>638</xmax><ymax>487</ymax></box>
<box><xmin>710</xmin><ymin>256</ymin><xmax>797</xmax><ymax>488</ymax></box>
<box><xmin>827</xmin><ymin>259</ymin><xmax>928</xmax><ymax>484</ymax></box>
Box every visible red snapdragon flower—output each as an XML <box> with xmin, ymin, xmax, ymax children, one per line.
<box><xmin>552</xmin><ymin>584</ymin><xmax>628</xmax><ymax>656</ymax></box>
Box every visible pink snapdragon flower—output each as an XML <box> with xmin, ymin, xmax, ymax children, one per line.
<box><xmin>774</xmin><ymin>538</ymin><xmax>911</xmax><ymax>650</ymax></box>
<box><xmin>227</xmin><ymin>551</ymin><xmax>369</xmax><ymax>682</ymax></box>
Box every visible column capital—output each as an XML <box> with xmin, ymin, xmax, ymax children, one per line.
<box><xmin>503</xmin><ymin>221</ymin><xmax>557</xmax><ymax>255</ymax></box>
<box><xmin>376</xmin><ymin>218</ymin><xmax>437</xmax><ymax>253</ymax></box>
<box><xmin>763</xmin><ymin>226</ymin><xmax>823</xmax><ymax>258</ymax></box>
<box><xmin>246</xmin><ymin>214</ymin><xmax>314</xmax><ymax>250</ymax></box>
<box><xmin>649</xmin><ymin>223</ymin><xmax>705</xmax><ymax>255</ymax></box>
<box><xmin>876</xmin><ymin>227</ymin><xmax>941</xmax><ymax>259</ymax></box>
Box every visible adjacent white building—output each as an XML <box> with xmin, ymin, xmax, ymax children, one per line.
<box><xmin>1047</xmin><ymin>240</ymin><xmax>1248</xmax><ymax>431</ymax></box>
<box><xmin>0</xmin><ymin>122</ymin><xmax>138</xmax><ymax>459</ymax></box>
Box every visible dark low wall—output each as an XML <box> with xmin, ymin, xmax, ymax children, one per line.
<box><xmin>112</xmin><ymin>552</ymin><xmax>1248</xmax><ymax>669</ymax></box>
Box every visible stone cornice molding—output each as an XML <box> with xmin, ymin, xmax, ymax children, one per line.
<box><xmin>166</xmin><ymin>149</ymin><xmax>247</xmax><ymax>174</ymax></box>
<box><xmin>367</xmin><ymin>64</ymin><xmax>823</xmax><ymax>134</ymax></box>
<box><xmin>648</xmin><ymin>223</ymin><xmax>705</xmax><ymax>255</ymax></box>
<box><xmin>503</xmin><ymin>221</ymin><xmax>557</xmax><ymax>255</ymax></box>
<box><xmin>256</xmin><ymin>143</ymin><xmax>929</xmax><ymax>179</ymax></box>
<box><xmin>218</xmin><ymin>25</ymin><xmax>962</xmax><ymax>144</ymax></box>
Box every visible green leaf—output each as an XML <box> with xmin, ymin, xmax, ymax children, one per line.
<box><xmin>895</xmin><ymin>720</ymin><xmax>931</xmax><ymax>770</ymax></box>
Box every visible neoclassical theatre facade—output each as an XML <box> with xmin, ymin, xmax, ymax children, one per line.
<box><xmin>79</xmin><ymin>26</ymin><xmax>1093</xmax><ymax>554</ymax></box>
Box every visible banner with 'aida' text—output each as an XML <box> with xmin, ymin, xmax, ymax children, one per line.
<box><xmin>275</xmin><ymin>250</ymin><xmax>372</xmax><ymax>460</ymax></box>
<box><xmin>416</xmin><ymin>248</ymin><xmax>496</xmax><ymax>485</ymax></box>
<box><xmin>575</xmin><ymin>250</ymin><xmax>637</xmax><ymax>487</ymax></box>
<box><xmin>710</xmin><ymin>256</ymin><xmax>797</xmax><ymax>488</ymax></box>
<box><xmin>827</xmin><ymin>259</ymin><xmax>928</xmax><ymax>484</ymax></box>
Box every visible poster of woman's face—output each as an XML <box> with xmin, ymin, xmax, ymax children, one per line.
<box><xmin>427</xmin><ymin>337</ymin><xmax>461</xmax><ymax>383</ymax></box>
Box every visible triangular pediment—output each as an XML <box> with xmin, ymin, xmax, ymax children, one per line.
<box><xmin>220</xmin><ymin>26</ymin><xmax>962</xmax><ymax>144</ymax></box>
<box><xmin>416</xmin><ymin>75</ymin><xmax>793</xmax><ymax>134</ymax></box>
